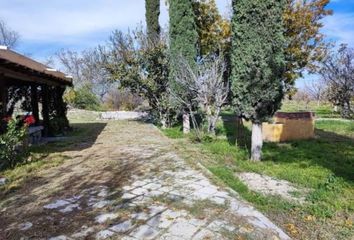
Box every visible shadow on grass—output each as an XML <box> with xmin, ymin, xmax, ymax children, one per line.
<box><xmin>220</xmin><ymin>113</ymin><xmax>353</xmax><ymax>182</ymax></box>
<box><xmin>0</xmin><ymin>151</ymin><xmax>143</xmax><ymax>239</ymax></box>
<box><xmin>30</xmin><ymin>122</ymin><xmax>107</xmax><ymax>154</ymax></box>
<box><xmin>262</xmin><ymin>129</ymin><xmax>353</xmax><ymax>182</ymax></box>
<box><xmin>0</xmin><ymin>121</ymin><xmax>151</xmax><ymax>239</ymax></box>
<box><xmin>220</xmin><ymin>114</ymin><xmax>251</xmax><ymax>150</ymax></box>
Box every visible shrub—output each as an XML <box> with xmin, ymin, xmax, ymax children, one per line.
<box><xmin>63</xmin><ymin>88</ymin><xmax>76</xmax><ymax>105</ymax></box>
<box><xmin>49</xmin><ymin>116</ymin><xmax>70</xmax><ymax>136</ymax></box>
<box><xmin>104</xmin><ymin>89</ymin><xmax>143</xmax><ymax>111</ymax></box>
<box><xmin>0</xmin><ymin>119</ymin><xmax>28</xmax><ymax>170</ymax></box>
<box><xmin>65</xmin><ymin>86</ymin><xmax>100</xmax><ymax>110</ymax></box>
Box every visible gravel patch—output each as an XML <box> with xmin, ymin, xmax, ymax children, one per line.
<box><xmin>237</xmin><ymin>172</ymin><xmax>309</xmax><ymax>203</ymax></box>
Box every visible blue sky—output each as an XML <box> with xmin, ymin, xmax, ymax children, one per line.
<box><xmin>0</xmin><ymin>0</ymin><xmax>229</xmax><ymax>60</ymax></box>
<box><xmin>1</xmin><ymin>0</ymin><xmax>353</xmax><ymax>87</ymax></box>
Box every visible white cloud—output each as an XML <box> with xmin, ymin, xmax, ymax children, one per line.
<box><xmin>0</xmin><ymin>0</ymin><xmax>148</xmax><ymax>44</ymax></box>
<box><xmin>0</xmin><ymin>0</ymin><xmax>231</xmax><ymax>45</ymax></box>
<box><xmin>322</xmin><ymin>12</ymin><xmax>354</xmax><ymax>47</ymax></box>
<box><xmin>0</xmin><ymin>0</ymin><xmax>231</xmax><ymax>59</ymax></box>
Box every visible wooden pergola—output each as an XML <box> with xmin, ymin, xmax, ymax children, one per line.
<box><xmin>0</xmin><ymin>46</ymin><xmax>72</xmax><ymax>136</ymax></box>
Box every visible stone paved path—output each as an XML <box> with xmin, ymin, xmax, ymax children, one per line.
<box><xmin>0</xmin><ymin>121</ymin><xmax>290</xmax><ymax>240</ymax></box>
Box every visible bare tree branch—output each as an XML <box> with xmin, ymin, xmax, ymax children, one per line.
<box><xmin>303</xmin><ymin>79</ymin><xmax>326</xmax><ymax>106</ymax></box>
<box><xmin>0</xmin><ymin>19</ymin><xmax>20</xmax><ymax>48</ymax></box>
<box><xmin>55</xmin><ymin>48</ymin><xmax>111</xmax><ymax>101</ymax></box>
<box><xmin>172</xmin><ymin>55</ymin><xmax>229</xmax><ymax>136</ymax></box>
<box><xmin>319</xmin><ymin>44</ymin><xmax>354</xmax><ymax>118</ymax></box>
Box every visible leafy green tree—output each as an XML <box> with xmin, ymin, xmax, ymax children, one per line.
<box><xmin>223</xmin><ymin>0</ymin><xmax>331</xmax><ymax>95</ymax></box>
<box><xmin>192</xmin><ymin>0</ymin><xmax>231</xmax><ymax>57</ymax></box>
<box><xmin>144</xmin><ymin>0</ymin><xmax>172</xmax><ymax>127</ymax></box>
<box><xmin>169</xmin><ymin>0</ymin><xmax>198</xmax><ymax>133</ymax></box>
<box><xmin>146</xmin><ymin>0</ymin><xmax>161</xmax><ymax>43</ymax></box>
<box><xmin>169</xmin><ymin>0</ymin><xmax>198</xmax><ymax>66</ymax></box>
<box><xmin>72</xmin><ymin>86</ymin><xmax>100</xmax><ymax>110</ymax></box>
<box><xmin>231</xmin><ymin>0</ymin><xmax>286</xmax><ymax>161</ymax></box>
<box><xmin>284</xmin><ymin>0</ymin><xmax>332</xmax><ymax>95</ymax></box>
<box><xmin>102</xmin><ymin>28</ymin><xmax>171</xmax><ymax>127</ymax></box>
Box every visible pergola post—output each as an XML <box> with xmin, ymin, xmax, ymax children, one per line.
<box><xmin>31</xmin><ymin>85</ymin><xmax>40</xmax><ymax>125</ymax></box>
<box><xmin>1</xmin><ymin>47</ymin><xmax>73</xmax><ymax>136</ymax></box>
<box><xmin>0</xmin><ymin>82</ymin><xmax>7</xmax><ymax>118</ymax></box>
<box><xmin>41</xmin><ymin>85</ymin><xmax>50</xmax><ymax>136</ymax></box>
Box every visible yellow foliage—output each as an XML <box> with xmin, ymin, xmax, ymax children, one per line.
<box><xmin>304</xmin><ymin>215</ymin><xmax>316</xmax><ymax>222</ymax></box>
<box><xmin>285</xmin><ymin>223</ymin><xmax>299</xmax><ymax>236</ymax></box>
<box><xmin>193</xmin><ymin>0</ymin><xmax>331</xmax><ymax>92</ymax></box>
<box><xmin>283</xmin><ymin>0</ymin><xmax>332</xmax><ymax>92</ymax></box>
<box><xmin>63</xmin><ymin>88</ymin><xmax>76</xmax><ymax>104</ymax></box>
<box><xmin>345</xmin><ymin>219</ymin><xmax>353</xmax><ymax>228</ymax></box>
<box><xmin>193</xmin><ymin>0</ymin><xmax>231</xmax><ymax>56</ymax></box>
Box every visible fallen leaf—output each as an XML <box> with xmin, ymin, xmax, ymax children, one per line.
<box><xmin>304</xmin><ymin>215</ymin><xmax>316</xmax><ymax>222</ymax></box>
<box><xmin>285</xmin><ymin>223</ymin><xmax>299</xmax><ymax>236</ymax></box>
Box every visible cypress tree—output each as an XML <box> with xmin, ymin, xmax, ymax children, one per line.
<box><xmin>169</xmin><ymin>0</ymin><xmax>198</xmax><ymax>68</ymax></box>
<box><xmin>144</xmin><ymin>0</ymin><xmax>171</xmax><ymax>128</ymax></box>
<box><xmin>231</xmin><ymin>0</ymin><xmax>286</xmax><ymax>161</ymax></box>
<box><xmin>169</xmin><ymin>0</ymin><xmax>198</xmax><ymax>133</ymax></box>
<box><xmin>145</xmin><ymin>0</ymin><xmax>161</xmax><ymax>43</ymax></box>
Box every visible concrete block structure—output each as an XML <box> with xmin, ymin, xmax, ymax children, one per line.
<box><xmin>263</xmin><ymin>112</ymin><xmax>315</xmax><ymax>142</ymax></box>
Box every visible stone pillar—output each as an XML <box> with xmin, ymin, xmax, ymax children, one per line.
<box><xmin>31</xmin><ymin>85</ymin><xmax>40</xmax><ymax>125</ymax></box>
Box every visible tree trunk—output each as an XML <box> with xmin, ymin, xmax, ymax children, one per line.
<box><xmin>210</xmin><ymin>107</ymin><xmax>221</xmax><ymax>136</ymax></box>
<box><xmin>235</xmin><ymin>116</ymin><xmax>244</xmax><ymax>146</ymax></box>
<box><xmin>206</xmin><ymin>113</ymin><xmax>213</xmax><ymax>133</ymax></box>
<box><xmin>183</xmin><ymin>112</ymin><xmax>190</xmax><ymax>134</ymax></box>
<box><xmin>251</xmin><ymin>122</ymin><xmax>263</xmax><ymax>161</ymax></box>
<box><xmin>206</xmin><ymin>106</ymin><xmax>219</xmax><ymax>135</ymax></box>
<box><xmin>160</xmin><ymin>113</ymin><xmax>168</xmax><ymax>129</ymax></box>
<box><xmin>209</xmin><ymin>116</ymin><xmax>216</xmax><ymax>135</ymax></box>
<box><xmin>205</xmin><ymin>105</ymin><xmax>212</xmax><ymax>134</ymax></box>
<box><xmin>341</xmin><ymin>101</ymin><xmax>352</xmax><ymax>119</ymax></box>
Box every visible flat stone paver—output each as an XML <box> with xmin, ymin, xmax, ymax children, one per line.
<box><xmin>0</xmin><ymin>121</ymin><xmax>290</xmax><ymax>239</ymax></box>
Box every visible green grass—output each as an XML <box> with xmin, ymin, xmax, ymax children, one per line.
<box><xmin>0</xmin><ymin>114</ymin><xmax>106</xmax><ymax>197</ymax></box>
<box><xmin>281</xmin><ymin>100</ymin><xmax>341</xmax><ymax>118</ymax></box>
<box><xmin>316</xmin><ymin>119</ymin><xmax>354</xmax><ymax>138</ymax></box>
<box><xmin>208</xmin><ymin>166</ymin><xmax>295</xmax><ymax>212</ymax></box>
<box><xmin>66</xmin><ymin>109</ymin><xmax>101</xmax><ymax>123</ymax></box>
<box><xmin>206</xmin><ymin>118</ymin><xmax>353</xmax><ymax>213</ymax></box>
<box><xmin>0</xmin><ymin>153</ymin><xmax>67</xmax><ymax>198</ymax></box>
<box><xmin>160</xmin><ymin>125</ymin><xmax>185</xmax><ymax>139</ymax></box>
<box><xmin>162</xmin><ymin>115</ymin><xmax>354</xmax><ymax>238</ymax></box>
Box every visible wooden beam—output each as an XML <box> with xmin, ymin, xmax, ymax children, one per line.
<box><xmin>0</xmin><ymin>59</ymin><xmax>72</xmax><ymax>85</ymax></box>
<box><xmin>41</xmin><ymin>85</ymin><xmax>50</xmax><ymax>137</ymax></box>
<box><xmin>0</xmin><ymin>66</ymin><xmax>61</xmax><ymax>86</ymax></box>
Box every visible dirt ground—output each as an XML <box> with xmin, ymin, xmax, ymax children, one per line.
<box><xmin>0</xmin><ymin>120</ymin><xmax>290</xmax><ymax>240</ymax></box>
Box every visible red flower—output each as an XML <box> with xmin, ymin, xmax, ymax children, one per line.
<box><xmin>24</xmin><ymin>115</ymin><xmax>35</xmax><ymax>126</ymax></box>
